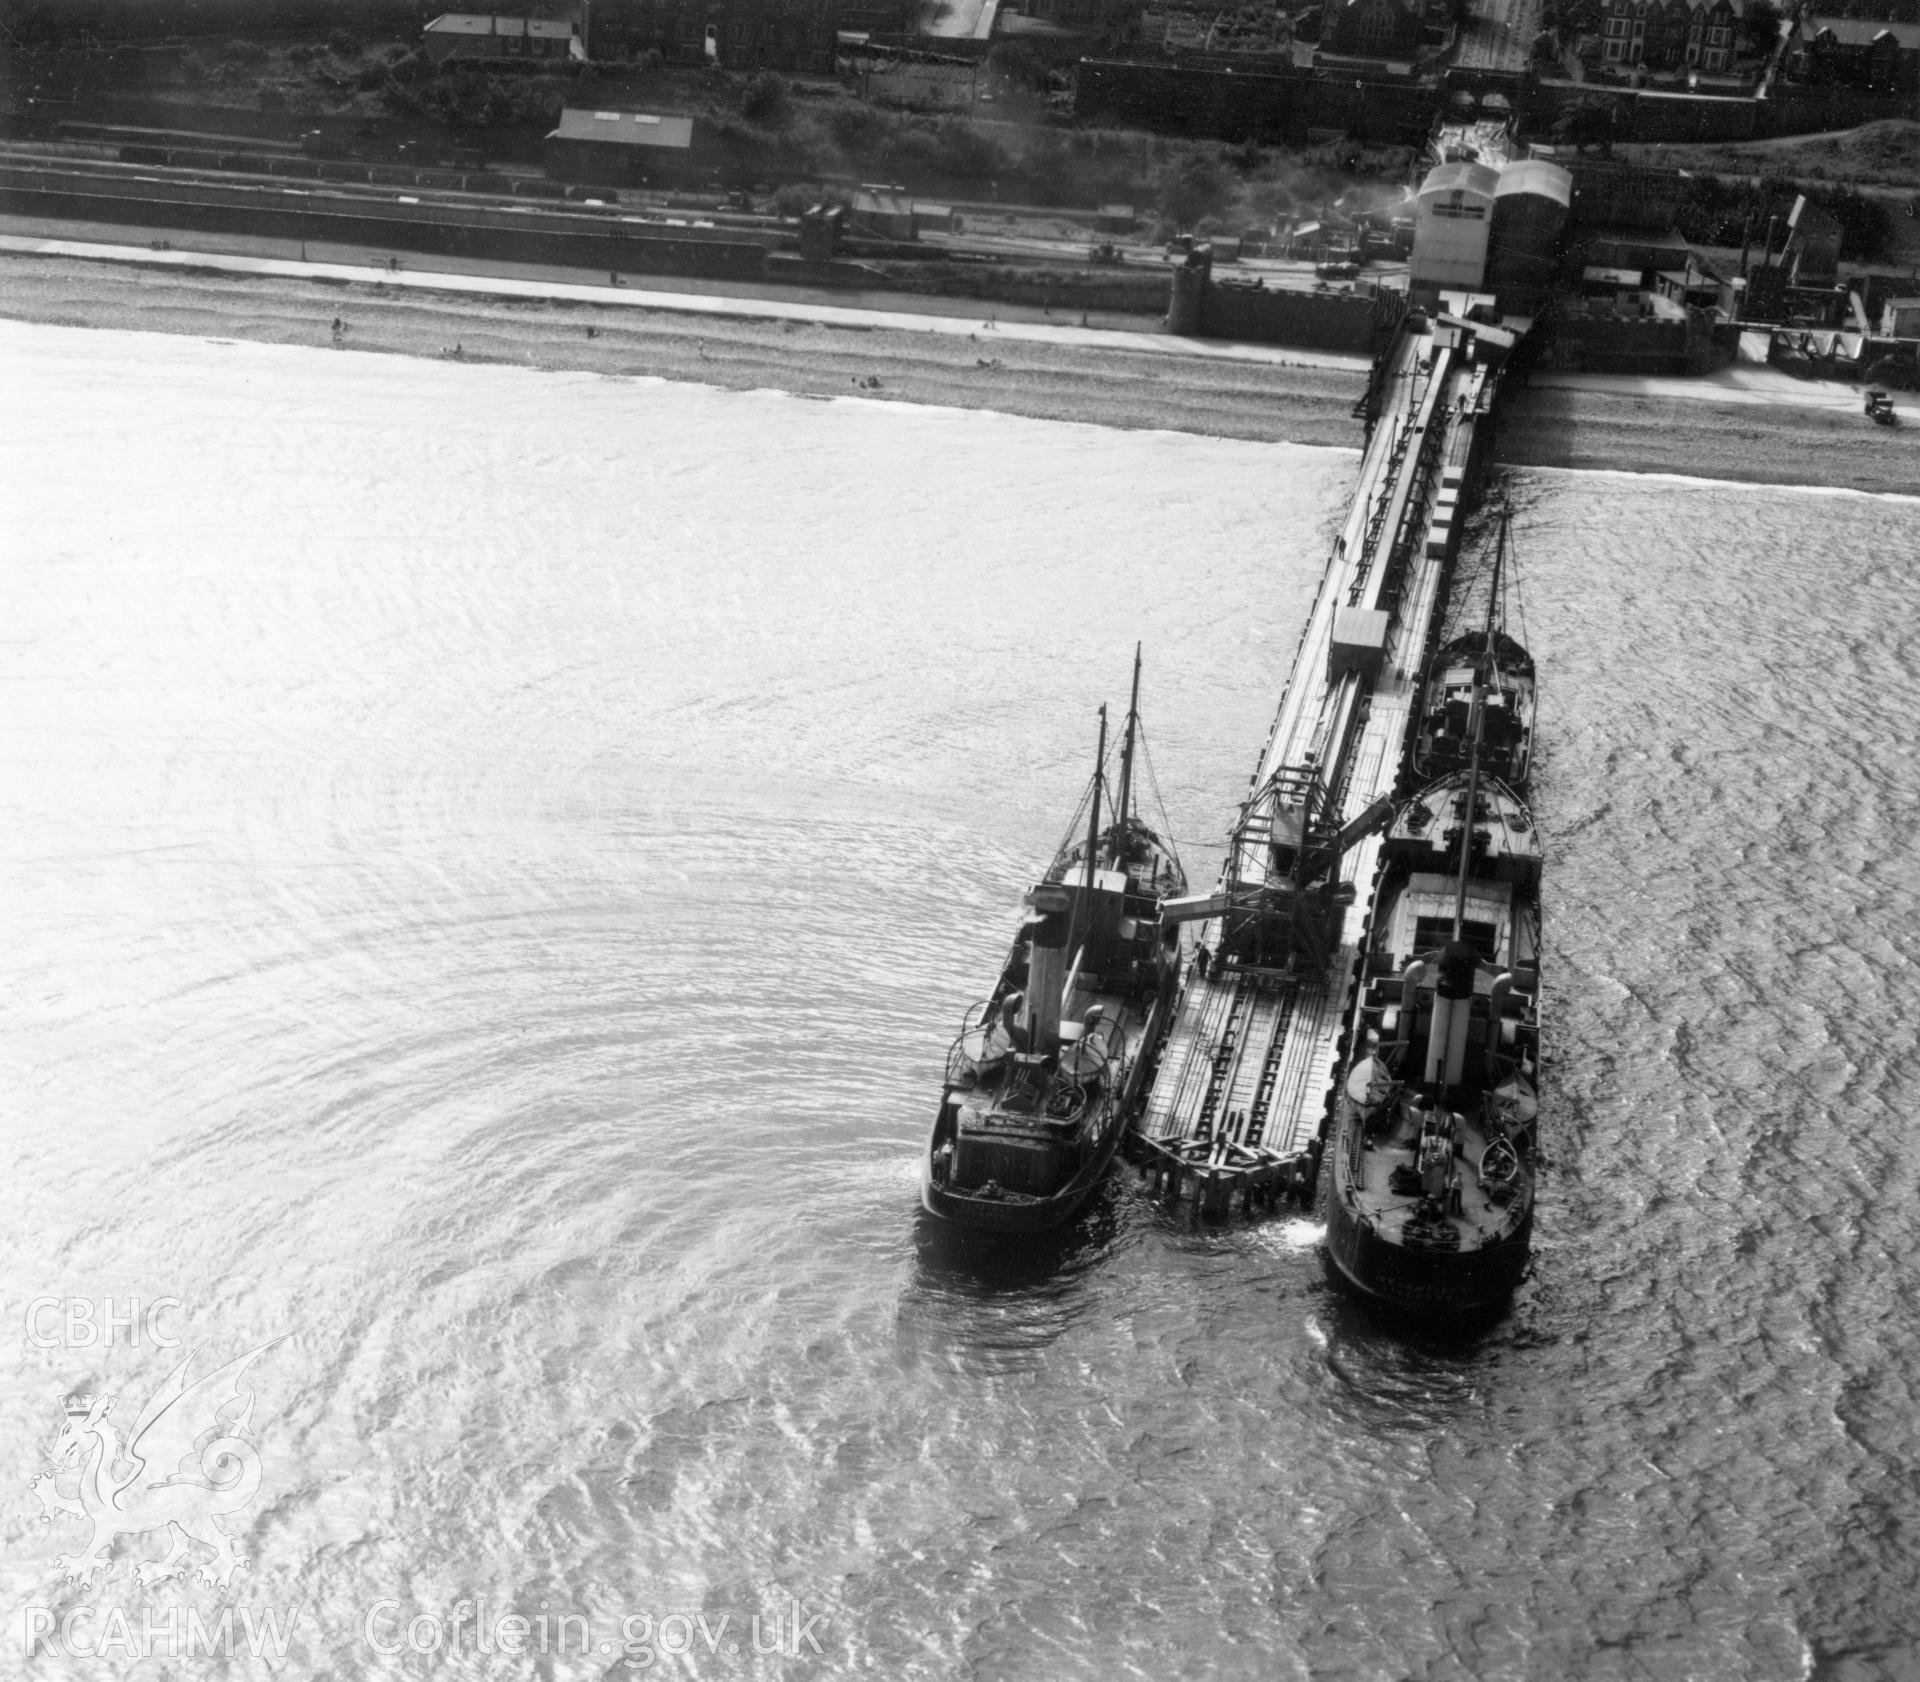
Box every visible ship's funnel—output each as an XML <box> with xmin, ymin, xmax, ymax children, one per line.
<box><xmin>1424</xmin><ymin>939</ymin><xmax>1479</xmax><ymax>1089</ymax></box>
<box><xmin>1022</xmin><ymin>884</ymin><xmax>1074</xmax><ymax>1058</ymax></box>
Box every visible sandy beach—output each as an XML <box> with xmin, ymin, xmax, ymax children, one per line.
<box><xmin>2</xmin><ymin>238</ymin><xmax>1915</xmax><ymax>495</ymax></box>
<box><xmin>1502</xmin><ymin>379</ymin><xmax>1919</xmax><ymax>496</ymax></box>
<box><xmin>0</xmin><ymin>245</ymin><xmax>1368</xmax><ymax>450</ymax></box>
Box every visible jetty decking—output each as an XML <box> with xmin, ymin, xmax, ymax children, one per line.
<box><xmin>1135</xmin><ymin>311</ymin><xmax>1508</xmax><ymax>1217</ymax></box>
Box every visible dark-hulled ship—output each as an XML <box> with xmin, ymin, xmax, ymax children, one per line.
<box><xmin>924</xmin><ymin>651</ymin><xmax>1185</xmax><ymax>1233</ymax></box>
<box><xmin>1322</xmin><ymin>531</ymin><xmax>1543</xmax><ymax>1314</ymax></box>
<box><xmin>1413</xmin><ymin>511</ymin><xmax>1535</xmax><ymax>792</ymax></box>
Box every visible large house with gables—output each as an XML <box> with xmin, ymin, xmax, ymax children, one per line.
<box><xmin>1784</xmin><ymin>15</ymin><xmax>1920</xmax><ymax>95</ymax></box>
<box><xmin>1595</xmin><ymin>0</ymin><xmax>1744</xmax><ymax>70</ymax></box>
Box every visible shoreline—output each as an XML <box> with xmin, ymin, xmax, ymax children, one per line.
<box><xmin>1498</xmin><ymin>377</ymin><xmax>1917</xmax><ymax>496</ymax></box>
<box><xmin>0</xmin><ymin>240</ymin><xmax>1373</xmax><ymax>451</ymax></box>
<box><xmin>2</xmin><ymin>236</ymin><xmax>1916</xmax><ymax>494</ymax></box>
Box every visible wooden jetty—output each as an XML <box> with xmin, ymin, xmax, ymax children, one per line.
<box><xmin>1134</xmin><ymin>309</ymin><xmax>1514</xmax><ymax>1218</ymax></box>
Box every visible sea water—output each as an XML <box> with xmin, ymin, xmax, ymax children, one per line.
<box><xmin>3</xmin><ymin>319</ymin><xmax>1918</xmax><ymax>1680</ymax></box>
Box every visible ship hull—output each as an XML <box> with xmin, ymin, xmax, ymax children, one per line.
<box><xmin>922</xmin><ymin>666</ymin><xmax>1184</xmax><ymax>1238</ymax></box>
<box><xmin>919</xmin><ymin>1106</ymin><xmax>1126</xmax><ymax>1233</ymax></box>
<box><xmin>1321</xmin><ymin>1107</ymin><xmax>1531</xmax><ymax>1314</ymax></box>
<box><xmin>921</xmin><ymin>991</ymin><xmax>1167</xmax><ymax>1234</ymax></box>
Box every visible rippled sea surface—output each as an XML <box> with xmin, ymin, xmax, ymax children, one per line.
<box><xmin>5</xmin><ymin>320</ymin><xmax>1919</xmax><ymax>1681</ymax></box>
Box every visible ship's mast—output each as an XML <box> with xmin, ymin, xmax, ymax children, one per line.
<box><xmin>1451</xmin><ymin>724</ymin><xmax>1483</xmax><ymax>941</ymax></box>
<box><xmin>1115</xmin><ymin>642</ymin><xmax>1142</xmax><ymax>855</ymax></box>
<box><xmin>1063</xmin><ymin>704</ymin><xmax>1107</xmax><ymax>982</ymax></box>
<box><xmin>1481</xmin><ymin>504</ymin><xmax>1509</xmax><ymax>698</ymax></box>
<box><xmin>1453</xmin><ymin>520</ymin><xmax>1504</xmax><ymax>939</ymax></box>
<box><xmin>1467</xmin><ymin>510</ymin><xmax>1505</xmax><ymax>748</ymax></box>
<box><xmin>1085</xmin><ymin>704</ymin><xmax>1107</xmax><ymax>893</ymax></box>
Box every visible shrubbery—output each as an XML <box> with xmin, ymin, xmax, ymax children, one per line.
<box><xmin>1676</xmin><ymin>173</ymin><xmax>1891</xmax><ymax>260</ymax></box>
<box><xmin>1159</xmin><ymin>153</ymin><xmax>1234</xmax><ymax>228</ymax></box>
<box><xmin>827</xmin><ymin>102</ymin><xmax>892</xmax><ymax>154</ymax></box>
<box><xmin>985</xmin><ymin>39</ymin><xmax>1047</xmax><ymax>91</ymax></box>
<box><xmin>924</xmin><ymin>117</ymin><xmax>1007</xmax><ymax>181</ymax></box>
<box><xmin>740</xmin><ymin>70</ymin><xmax>792</xmax><ymax>130</ymax></box>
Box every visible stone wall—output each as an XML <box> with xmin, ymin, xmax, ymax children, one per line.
<box><xmin>1074</xmin><ymin>59</ymin><xmax>1296</xmax><ymax>139</ymax></box>
<box><xmin>0</xmin><ymin>172</ymin><xmax>772</xmax><ymax>280</ymax></box>
<box><xmin>1532</xmin><ymin>78</ymin><xmax>1915</xmax><ymax>143</ymax></box>
<box><xmin>1169</xmin><ymin>261</ymin><xmax>1396</xmax><ymax>349</ymax></box>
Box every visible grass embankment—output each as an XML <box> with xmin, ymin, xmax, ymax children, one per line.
<box><xmin>1611</xmin><ymin>120</ymin><xmax>1920</xmax><ymax>267</ymax></box>
<box><xmin>1613</xmin><ymin>120</ymin><xmax>1920</xmax><ymax>191</ymax></box>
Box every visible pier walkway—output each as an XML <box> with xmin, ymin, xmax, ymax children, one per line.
<box><xmin>1134</xmin><ymin>311</ymin><xmax>1506</xmax><ymax>1217</ymax></box>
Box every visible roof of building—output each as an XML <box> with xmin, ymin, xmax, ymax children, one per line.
<box><xmin>1806</xmin><ymin>15</ymin><xmax>1920</xmax><ymax>46</ymax></box>
<box><xmin>998</xmin><ymin>12</ymin><xmax>1073</xmax><ymax>33</ymax></box>
<box><xmin>1587</xmin><ymin>224</ymin><xmax>1693</xmax><ymax>255</ymax></box>
<box><xmin>1136</xmin><ymin>2</ymin><xmax>1294</xmax><ymax>55</ymax></box>
<box><xmin>548</xmin><ymin>110</ymin><xmax>695</xmax><ymax>148</ymax></box>
<box><xmin>426</xmin><ymin>12</ymin><xmax>579</xmax><ymax>34</ymax></box>
<box><xmin>867</xmin><ymin>63</ymin><xmax>976</xmax><ymax>106</ymax></box>
<box><xmin>1495</xmin><ymin>158</ymin><xmax>1573</xmax><ymax>207</ymax></box>
<box><xmin>1418</xmin><ymin>160</ymin><xmax>1501</xmax><ymax>202</ymax></box>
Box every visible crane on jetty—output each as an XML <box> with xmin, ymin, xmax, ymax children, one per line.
<box><xmin>1133</xmin><ymin>304</ymin><xmax>1517</xmax><ymax>1219</ymax></box>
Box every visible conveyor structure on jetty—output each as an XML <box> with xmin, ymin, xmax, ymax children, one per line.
<box><xmin>1135</xmin><ymin>308</ymin><xmax>1519</xmax><ymax>1219</ymax></box>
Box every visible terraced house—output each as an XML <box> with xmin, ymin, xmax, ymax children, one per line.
<box><xmin>1596</xmin><ymin>0</ymin><xmax>1742</xmax><ymax>70</ymax></box>
<box><xmin>1785</xmin><ymin>16</ymin><xmax>1920</xmax><ymax>96</ymax></box>
<box><xmin>590</xmin><ymin>0</ymin><xmax>837</xmax><ymax>70</ymax></box>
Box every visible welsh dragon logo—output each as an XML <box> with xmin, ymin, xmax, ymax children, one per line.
<box><xmin>30</xmin><ymin>1340</ymin><xmax>280</xmax><ymax>1591</ymax></box>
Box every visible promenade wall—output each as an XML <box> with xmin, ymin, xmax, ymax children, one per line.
<box><xmin>1531</xmin><ymin>79</ymin><xmax>1917</xmax><ymax>144</ymax></box>
<box><xmin>1168</xmin><ymin>262</ymin><xmax>1398</xmax><ymax>350</ymax></box>
<box><xmin>1539</xmin><ymin>308</ymin><xmax>1735</xmax><ymax>374</ymax></box>
<box><xmin>0</xmin><ymin>174</ymin><xmax>770</xmax><ymax>280</ymax></box>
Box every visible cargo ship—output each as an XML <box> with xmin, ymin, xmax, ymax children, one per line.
<box><xmin>1322</xmin><ymin>542</ymin><xmax>1542</xmax><ymax>1313</ymax></box>
<box><xmin>924</xmin><ymin>651</ymin><xmax>1186</xmax><ymax>1233</ymax></box>
<box><xmin>1412</xmin><ymin>510</ymin><xmax>1535</xmax><ymax>792</ymax></box>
